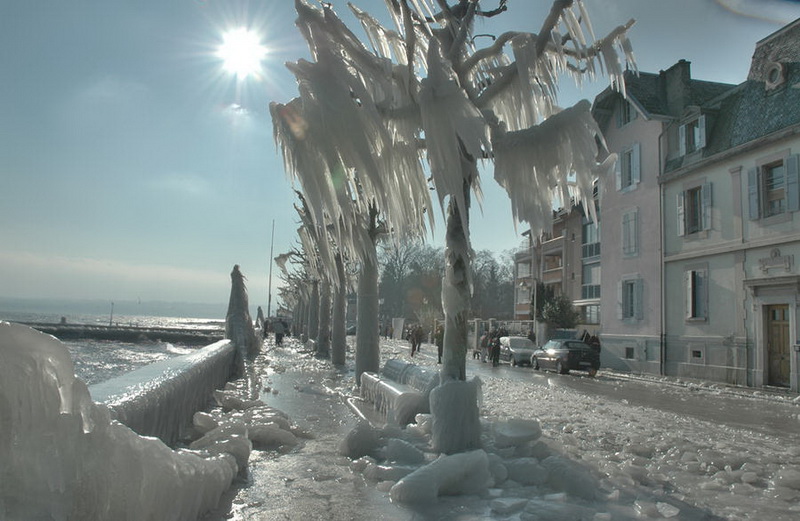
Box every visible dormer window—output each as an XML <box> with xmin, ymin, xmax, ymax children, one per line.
<box><xmin>616</xmin><ymin>99</ymin><xmax>637</xmax><ymax>128</ymax></box>
<box><xmin>679</xmin><ymin>115</ymin><xmax>706</xmax><ymax>156</ymax></box>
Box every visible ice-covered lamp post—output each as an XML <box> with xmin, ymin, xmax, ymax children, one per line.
<box><xmin>276</xmin><ymin>0</ymin><xmax>634</xmax><ymax>453</ymax></box>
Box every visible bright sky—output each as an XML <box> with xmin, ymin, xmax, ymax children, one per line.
<box><xmin>1</xmin><ymin>0</ymin><xmax>798</xmax><ymax>308</ymax></box>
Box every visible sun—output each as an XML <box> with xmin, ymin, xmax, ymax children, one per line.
<box><xmin>217</xmin><ymin>28</ymin><xmax>267</xmax><ymax>78</ymax></box>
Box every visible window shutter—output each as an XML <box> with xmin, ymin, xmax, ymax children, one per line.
<box><xmin>634</xmin><ymin>279</ymin><xmax>644</xmax><ymax>320</ymax></box>
<box><xmin>622</xmin><ymin>213</ymin><xmax>630</xmax><ymax>253</ymax></box>
<box><xmin>632</xmin><ymin>209</ymin><xmax>639</xmax><ymax>254</ymax></box>
<box><xmin>677</xmin><ymin>191</ymin><xmax>686</xmax><ymax>236</ymax></box>
<box><xmin>679</xmin><ymin>125</ymin><xmax>687</xmax><ymax>156</ymax></box>
<box><xmin>701</xmin><ymin>182</ymin><xmax>712</xmax><ymax>230</ymax></box>
<box><xmin>615</xmin><ymin>155</ymin><xmax>622</xmax><ymax>191</ymax></box>
<box><xmin>698</xmin><ymin>115</ymin><xmax>707</xmax><ymax>149</ymax></box>
<box><xmin>685</xmin><ymin>271</ymin><xmax>693</xmax><ymax>319</ymax></box>
<box><xmin>787</xmin><ymin>154</ymin><xmax>800</xmax><ymax>212</ymax></box>
<box><xmin>698</xmin><ymin>270</ymin><xmax>708</xmax><ymax>319</ymax></box>
<box><xmin>616</xmin><ymin>281</ymin><xmax>623</xmax><ymax>319</ymax></box>
<box><xmin>747</xmin><ymin>167</ymin><xmax>760</xmax><ymax>220</ymax></box>
<box><xmin>632</xmin><ymin>142</ymin><xmax>641</xmax><ymax>184</ymax></box>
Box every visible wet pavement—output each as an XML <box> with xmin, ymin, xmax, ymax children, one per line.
<box><xmin>200</xmin><ymin>337</ymin><xmax>800</xmax><ymax>520</ymax></box>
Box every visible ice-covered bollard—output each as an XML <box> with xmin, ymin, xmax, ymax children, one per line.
<box><xmin>389</xmin><ymin>449</ymin><xmax>491</xmax><ymax>503</ymax></box>
<box><xmin>430</xmin><ymin>378</ymin><xmax>482</xmax><ymax>454</ymax></box>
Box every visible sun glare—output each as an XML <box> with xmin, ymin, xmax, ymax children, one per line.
<box><xmin>217</xmin><ymin>28</ymin><xmax>267</xmax><ymax>78</ymax></box>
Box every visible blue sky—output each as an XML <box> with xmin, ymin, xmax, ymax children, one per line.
<box><xmin>1</xmin><ymin>0</ymin><xmax>798</xmax><ymax>309</ymax></box>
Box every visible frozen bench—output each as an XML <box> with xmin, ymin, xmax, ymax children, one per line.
<box><xmin>359</xmin><ymin>359</ymin><xmax>439</xmax><ymax>426</ymax></box>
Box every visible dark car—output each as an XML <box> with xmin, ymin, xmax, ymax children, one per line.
<box><xmin>498</xmin><ymin>336</ymin><xmax>536</xmax><ymax>366</ymax></box>
<box><xmin>530</xmin><ymin>339</ymin><xmax>600</xmax><ymax>376</ymax></box>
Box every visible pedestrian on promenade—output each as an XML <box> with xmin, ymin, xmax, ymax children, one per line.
<box><xmin>274</xmin><ymin>319</ymin><xmax>285</xmax><ymax>346</ymax></box>
<box><xmin>435</xmin><ymin>324</ymin><xmax>444</xmax><ymax>364</ymax></box>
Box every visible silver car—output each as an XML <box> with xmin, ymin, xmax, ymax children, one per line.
<box><xmin>498</xmin><ymin>336</ymin><xmax>536</xmax><ymax>367</ymax></box>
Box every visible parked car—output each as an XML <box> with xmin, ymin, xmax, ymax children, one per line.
<box><xmin>498</xmin><ymin>336</ymin><xmax>536</xmax><ymax>367</ymax></box>
<box><xmin>530</xmin><ymin>339</ymin><xmax>600</xmax><ymax>376</ymax></box>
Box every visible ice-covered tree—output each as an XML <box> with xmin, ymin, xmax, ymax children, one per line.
<box><xmin>275</xmin><ymin>0</ymin><xmax>634</xmax><ymax>453</ymax></box>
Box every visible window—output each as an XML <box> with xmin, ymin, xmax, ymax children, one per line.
<box><xmin>748</xmin><ymin>154</ymin><xmax>799</xmax><ymax>220</ymax></box>
<box><xmin>679</xmin><ymin>116</ymin><xmax>706</xmax><ymax>155</ymax></box>
<box><xmin>677</xmin><ymin>183</ymin><xmax>712</xmax><ymax>236</ymax></box>
<box><xmin>517</xmin><ymin>285</ymin><xmax>531</xmax><ymax>305</ymax></box>
<box><xmin>685</xmin><ymin>268</ymin><xmax>708</xmax><ymax>320</ymax></box>
<box><xmin>764</xmin><ymin>162</ymin><xmax>786</xmax><ymax>217</ymax></box>
<box><xmin>583</xmin><ymin>305</ymin><xmax>600</xmax><ymax>324</ymax></box>
<box><xmin>618</xmin><ymin>277</ymin><xmax>643</xmax><ymax>321</ymax></box>
<box><xmin>582</xmin><ymin>219</ymin><xmax>600</xmax><ymax>259</ymax></box>
<box><xmin>624</xmin><ymin>347</ymin><xmax>635</xmax><ymax>359</ymax></box>
<box><xmin>581</xmin><ymin>262</ymin><xmax>600</xmax><ymax>299</ymax></box>
<box><xmin>616</xmin><ymin>143</ymin><xmax>641</xmax><ymax>191</ymax></box>
<box><xmin>622</xmin><ymin>208</ymin><xmax>639</xmax><ymax>255</ymax></box>
<box><xmin>617</xmin><ymin>100</ymin><xmax>637</xmax><ymax>127</ymax></box>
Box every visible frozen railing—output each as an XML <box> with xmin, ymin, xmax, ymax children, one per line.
<box><xmin>89</xmin><ymin>339</ymin><xmax>237</xmax><ymax>445</ymax></box>
<box><xmin>359</xmin><ymin>360</ymin><xmax>439</xmax><ymax>426</ymax></box>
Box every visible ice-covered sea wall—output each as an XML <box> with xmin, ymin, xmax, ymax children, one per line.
<box><xmin>90</xmin><ymin>338</ymin><xmax>236</xmax><ymax>445</ymax></box>
<box><xmin>0</xmin><ymin>322</ymin><xmax>237</xmax><ymax>521</ymax></box>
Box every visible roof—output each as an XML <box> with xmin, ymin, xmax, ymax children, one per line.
<box><xmin>591</xmin><ymin>63</ymin><xmax>735</xmax><ymax>131</ymax></box>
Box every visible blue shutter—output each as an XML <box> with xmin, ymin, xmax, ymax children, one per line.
<box><xmin>615</xmin><ymin>154</ymin><xmax>622</xmax><ymax>191</ymax></box>
<box><xmin>787</xmin><ymin>154</ymin><xmax>799</xmax><ymax>212</ymax></box>
<box><xmin>679</xmin><ymin>125</ymin><xmax>687</xmax><ymax>156</ymax></box>
<box><xmin>632</xmin><ymin>142</ymin><xmax>641</xmax><ymax>185</ymax></box>
<box><xmin>748</xmin><ymin>168</ymin><xmax>760</xmax><ymax>220</ymax></box>
<box><xmin>701</xmin><ymin>182</ymin><xmax>712</xmax><ymax>231</ymax></box>
<box><xmin>634</xmin><ymin>279</ymin><xmax>644</xmax><ymax>320</ymax></box>
<box><xmin>677</xmin><ymin>191</ymin><xmax>686</xmax><ymax>236</ymax></box>
<box><xmin>698</xmin><ymin>115</ymin><xmax>707</xmax><ymax>149</ymax></box>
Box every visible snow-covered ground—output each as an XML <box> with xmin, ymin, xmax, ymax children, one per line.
<box><xmin>341</xmin><ymin>337</ymin><xmax>800</xmax><ymax>520</ymax></box>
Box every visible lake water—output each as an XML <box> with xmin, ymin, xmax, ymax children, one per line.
<box><xmin>0</xmin><ymin>309</ymin><xmax>225</xmax><ymax>385</ymax></box>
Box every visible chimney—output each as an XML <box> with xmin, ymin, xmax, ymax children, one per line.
<box><xmin>660</xmin><ymin>59</ymin><xmax>692</xmax><ymax>117</ymax></box>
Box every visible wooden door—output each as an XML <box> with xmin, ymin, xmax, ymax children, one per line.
<box><xmin>766</xmin><ymin>304</ymin><xmax>790</xmax><ymax>387</ymax></box>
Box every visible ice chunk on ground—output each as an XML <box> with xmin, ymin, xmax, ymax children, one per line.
<box><xmin>194</xmin><ymin>411</ymin><xmax>219</xmax><ymax>434</ymax></box>
<box><xmin>493</xmin><ymin>418</ymin><xmax>542</xmax><ymax>448</ymax></box>
<box><xmin>505</xmin><ymin>457</ymin><xmax>550</xmax><ymax>486</ymax></box>
<box><xmin>772</xmin><ymin>468</ymin><xmax>800</xmax><ymax>490</ymax></box>
<box><xmin>339</xmin><ymin>419</ymin><xmax>380</xmax><ymax>458</ymax></box>
<box><xmin>248</xmin><ymin>424</ymin><xmax>299</xmax><ymax>449</ymax></box>
<box><xmin>491</xmin><ymin>497</ymin><xmax>528</xmax><ymax>515</ymax></box>
<box><xmin>542</xmin><ymin>455</ymin><xmax>600</xmax><ymax>500</ymax></box>
<box><xmin>390</xmin><ymin>449</ymin><xmax>491</xmax><ymax>503</ymax></box>
<box><xmin>383</xmin><ymin>438</ymin><xmax>425</xmax><ymax>464</ymax></box>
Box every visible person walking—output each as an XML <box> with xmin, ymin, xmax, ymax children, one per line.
<box><xmin>435</xmin><ymin>324</ymin><xmax>444</xmax><ymax>364</ymax></box>
<box><xmin>274</xmin><ymin>318</ymin><xmax>285</xmax><ymax>346</ymax></box>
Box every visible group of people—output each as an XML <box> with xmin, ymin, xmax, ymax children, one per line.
<box><xmin>477</xmin><ymin>327</ymin><xmax>510</xmax><ymax>367</ymax></box>
<box><xmin>405</xmin><ymin>323</ymin><xmax>445</xmax><ymax>364</ymax></box>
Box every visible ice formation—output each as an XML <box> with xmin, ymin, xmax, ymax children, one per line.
<box><xmin>0</xmin><ymin>322</ymin><xmax>236</xmax><ymax>520</ymax></box>
<box><xmin>89</xmin><ymin>339</ymin><xmax>236</xmax><ymax>445</ymax></box>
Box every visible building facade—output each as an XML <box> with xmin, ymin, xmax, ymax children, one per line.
<box><xmin>661</xmin><ymin>20</ymin><xmax>800</xmax><ymax>390</ymax></box>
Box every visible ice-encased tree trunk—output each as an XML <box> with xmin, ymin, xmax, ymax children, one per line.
<box><xmin>316</xmin><ymin>279</ymin><xmax>331</xmax><ymax>358</ymax></box>
<box><xmin>331</xmin><ymin>254</ymin><xmax>348</xmax><ymax>366</ymax></box>
<box><xmin>306</xmin><ymin>280</ymin><xmax>319</xmax><ymax>344</ymax></box>
<box><xmin>355</xmin><ymin>251</ymin><xmax>380</xmax><ymax>385</ymax></box>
